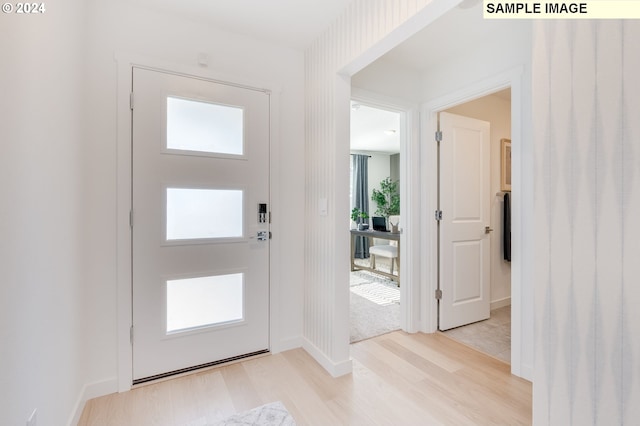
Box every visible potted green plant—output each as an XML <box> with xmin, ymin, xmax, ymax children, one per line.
<box><xmin>350</xmin><ymin>207</ymin><xmax>369</xmax><ymax>230</ymax></box>
<box><xmin>371</xmin><ymin>177</ymin><xmax>400</xmax><ymax>227</ymax></box>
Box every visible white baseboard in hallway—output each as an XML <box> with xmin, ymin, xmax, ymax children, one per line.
<box><xmin>490</xmin><ymin>297</ymin><xmax>511</xmax><ymax>311</ymax></box>
<box><xmin>68</xmin><ymin>378</ymin><xmax>118</xmax><ymax>426</ymax></box>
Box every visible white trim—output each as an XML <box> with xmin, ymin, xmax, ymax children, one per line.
<box><xmin>350</xmin><ymin>87</ymin><xmax>421</xmax><ymax>333</ymax></box>
<box><xmin>116</xmin><ymin>55</ymin><xmax>133</xmax><ymax>393</ymax></box>
<box><xmin>271</xmin><ymin>336</ymin><xmax>303</xmax><ymax>354</ymax></box>
<box><xmin>520</xmin><ymin>364</ymin><xmax>534</xmax><ymax>382</ymax></box>
<box><xmin>422</xmin><ymin>66</ymin><xmax>528</xmax><ymax>379</ymax></box>
<box><xmin>67</xmin><ymin>378</ymin><xmax>118</xmax><ymax>426</ymax></box>
<box><xmin>302</xmin><ymin>338</ymin><xmax>353</xmax><ymax>378</ymax></box>
<box><xmin>491</xmin><ymin>296</ymin><xmax>512</xmax><ymax>311</ymax></box>
<box><xmin>116</xmin><ymin>53</ymin><xmax>282</xmax><ymax>393</ymax></box>
<box><xmin>268</xmin><ymin>85</ymin><xmax>284</xmax><ymax>362</ymax></box>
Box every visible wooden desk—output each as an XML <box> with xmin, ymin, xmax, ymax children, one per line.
<box><xmin>350</xmin><ymin>229</ymin><xmax>400</xmax><ymax>283</ymax></box>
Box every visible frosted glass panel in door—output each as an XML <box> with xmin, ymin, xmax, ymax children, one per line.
<box><xmin>166</xmin><ymin>96</ymin><xmax>244</xmax><ymax>155</ymax></box>
<box><xmin>166</xmin><ymin>273</ymin><xmax>244</xmax><ymax>333</ymax></box>
<box><xmin>166</xmin><ymin>188</ymin><xmax>243</xmax><ymax>240</ymax></box>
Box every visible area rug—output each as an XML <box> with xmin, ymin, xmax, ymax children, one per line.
<box><xmin>210</xmin><ymin>401</ymin><xmax>296</xmax><ymax>426</ymax></box>
<box><xmin>350</xmin><ymin>270</ymin><xmax>400</xmax><ymax>343</ymax></box>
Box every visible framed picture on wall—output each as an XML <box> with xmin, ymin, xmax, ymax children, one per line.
<box><xmin>500</xmin><ymin>138</ymin><xmax>512</xmax><ymax>192</ymax></box>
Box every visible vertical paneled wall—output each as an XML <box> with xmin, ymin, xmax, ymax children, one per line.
<box><xmin>533</xmin><ymin>20</ymin><xmax>640</xmax><ymax>424</ymax></box>
<box><xmin>304</xmin><ymin>0</ymin><xmax>434</xmax><ymax>371</ymax></box>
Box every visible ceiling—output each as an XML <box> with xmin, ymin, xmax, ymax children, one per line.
<box><xmin>124</xmin><ymin>1</ymin><xmax>509</xmax><ymax>154</ymax></box>
<box><xmin>350</xmin><ymin>102</ymin><xmax>401</xmax><ymax>154</ymax></box>
<box><xmin>128</xmin><ymin>0</ymin><xmax>354</xmax><ymax>50</ymax></box>
<box><xmin>123</xmin><ymin>1</ymin><xmax>506</xmax><ymax>71</ymax></box>
<box><xmin>379</xmin><ymin>1</ymin><xmax>516</xmax><ymax>72</ymax></box>
<box><xmin>124</xmin><ymin>1</ymin><xmax>498</xmax><ymax>63</ymax></box>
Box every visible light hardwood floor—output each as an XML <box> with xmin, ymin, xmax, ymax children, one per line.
<box><xmin>79</xmin><ymin>331</ymin><xmax>531</xmax><ymax>425</ymax></box>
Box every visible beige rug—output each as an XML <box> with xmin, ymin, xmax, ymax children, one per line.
<box><xmin>350</xmin><ymin>269</ymin><xmax>400</xmax><ymax>343</ymax></box>
<box><xmin>442</xmin><ymin>305</ymin><xmax>511</xmax><ymax>363</ymax></box>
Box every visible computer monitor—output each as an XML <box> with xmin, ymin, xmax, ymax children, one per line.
<box><xmin>372</xmin><ymin>216</ymin><xmax>387</xmax><ymax>232</ymax></box>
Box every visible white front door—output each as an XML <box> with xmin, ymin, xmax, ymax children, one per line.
<box><xmin>438</xmin><ymin>112</ymin><xmax>491</xmax><ymax>331</ymax></box>
<box><xmin>131</xmin><ymin>67</ymin><xmax>270</xmax><ymax>382</ymax></box>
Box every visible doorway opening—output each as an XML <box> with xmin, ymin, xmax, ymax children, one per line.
<box><xmin>349</xmin><ymin>100</ymin><xmax>403</xmax><ymax>343</ymax></box>
<box><xmin>347</xmin><ymin>0</ymin><xmax>529</xmax><ymax>378</ymax></box>
<box><xmin>437</xmin><ymin>89</ymin><xmax>513</xmax><ymax>364</ymax></box>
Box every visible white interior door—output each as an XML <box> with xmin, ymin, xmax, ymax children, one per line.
<box><xmin>131</xmin><ymin>67</ymin><xmax>270</xmax><ymax>382</ymax></box>
<box><xmin>439</xmin><ymin>112</ymin><xmax>491</xmax><ymax>331</ymax></box>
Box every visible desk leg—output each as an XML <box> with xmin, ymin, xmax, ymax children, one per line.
<box><xmin>397</xmin><ymin>242</ymin><xmax>400</xmax><ymax>287</ymax></box>
<box><xmin>350</xmin><ymin>233</ymin><xmax>356</xmax><ymax>271</ymax></box>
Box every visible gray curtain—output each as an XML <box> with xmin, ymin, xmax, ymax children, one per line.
<box><xmin>352</xmin><ymin>154</ymin><xmax>369</xmax><ymax>258</ymax></box>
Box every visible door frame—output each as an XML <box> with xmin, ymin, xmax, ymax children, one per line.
<box><xmin>350</xmin><ymin>87</ymin><xmax>420</xmax><ymax>333</ymax></box>
<box><xmin>422</xmin><ymin>66</ymin><xmax>527</xmax><ymax>378</ymax></box>
<box><xmin>115</xmin><ymin>54</ymin><xmax>282</xmax><ymax>392</ymax></box>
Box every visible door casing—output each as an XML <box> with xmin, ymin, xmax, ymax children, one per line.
<box><xmin>351</xmin><ymin>88</ymin><xmax>420</xmax><ymax>334</ymax></box>
<box><xmin>421</xmin><ymin>66</ymin><xmax>527</xmax><ymax>379</ymax></box>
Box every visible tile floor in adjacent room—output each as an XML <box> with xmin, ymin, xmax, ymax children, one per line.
<box><xmin>442</xmin><ymin>305</ymin><xmax>511</xmax><ymax>364</ymax></box>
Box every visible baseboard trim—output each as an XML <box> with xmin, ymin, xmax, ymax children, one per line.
<box><xmin>490</xmin><ymin>297</ymin><xmax>511</xmax><ymax>311</ymax></box>
<box><xmin>519</xmin><ymin>363</ymin><xmax>533</xmax><ymax>382</ymax></box>
<box><xmin>67</xmin><ymin>377</ymin><xmax>118</xmax><ymax>426</ymax></box>
<box><xmin>302</xmin><ymin>338</ymin><xmax>352</xmax><ymax>378</ymax></box>
<box><xmin>272</xmin><ymin>336</ymin><xmax>303</xmax><ymax>354</ymax></box>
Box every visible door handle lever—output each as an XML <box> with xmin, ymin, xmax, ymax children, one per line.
<box><xmin>485</xmin><ymin>226</ymin><xmax>494</xmax><ymax>234</ymax></box>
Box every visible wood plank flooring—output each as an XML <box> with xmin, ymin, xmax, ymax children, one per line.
<box><xmin>78</xmin><ymin>331</ymin><xmax>531</xmax><ymax>425</ymax></box>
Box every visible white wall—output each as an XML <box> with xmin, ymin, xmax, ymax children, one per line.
<box><xmin>420</xmin><ymin>19</ymin><xmax>530</xmax><ymax>101</ymax></box>
<box><xmin>0</xmin><ymin>0</ymin><xmax>87</xmax><ymax>424</ymax></box>
<box><xmin>352</xmin><ymin>59</ymin><xmax>424</xmax><ymax>104</ymax></box>
<box><xmin>304</xmin><ymin>0</ymin><xmax>462</xmax><ymax>376</ymax></box>
<box><xmin>533</xmin><ymin>20</ymin><xmax>640</xmax><ymax>424</ymax></box>
<box><xmin>83</xmin><ymin>0</ymin><xmax>305</xmax><ymax>394</ymax></box>
<box><xmin>446</xmin><ymin>94</ymin><xmax>512</xmax><ymax>307</ymax></box>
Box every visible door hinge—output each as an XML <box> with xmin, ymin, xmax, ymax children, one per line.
<box><xmin>435</xmin><ymin>130</ymin><xmax>442</xmax><ymax>142</ymax></box>
<box><xmin>130</xmin><ymin>325</ymin><xmax>134</xmax><ymax>344</ymax></box>
<box><xmin>269</xmin><ymin>231</ymin><xmax>272</xmax><ymax>240</ymax></box>
<box><xmin>435</xmin><ymin>289</ymin><xmax>443</xmax><ymax>300</ymax></box>
<box><xmin>129</xmin><ymin>210</ymin><xmax>134</xmax><ymax>228</ymax></box>
<box><xmin>435</xmin><ymin>210</ymin><xmax>443</xmax><ymax>221</ymax></box>
<box><xmin>130</xmin><ymin>92</ymin><xmax>134</xmax><ymax>110</ymax></box>
<box><xmin>269</xmin><ymin>211</ymin><xmax>272</xmax><ymax>224</ymax></box>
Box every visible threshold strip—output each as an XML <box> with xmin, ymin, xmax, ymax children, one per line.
<box><xmin>132</xmin><ymin>349</ymin><xmax>270</xmax><ymax>385</ymax></box>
